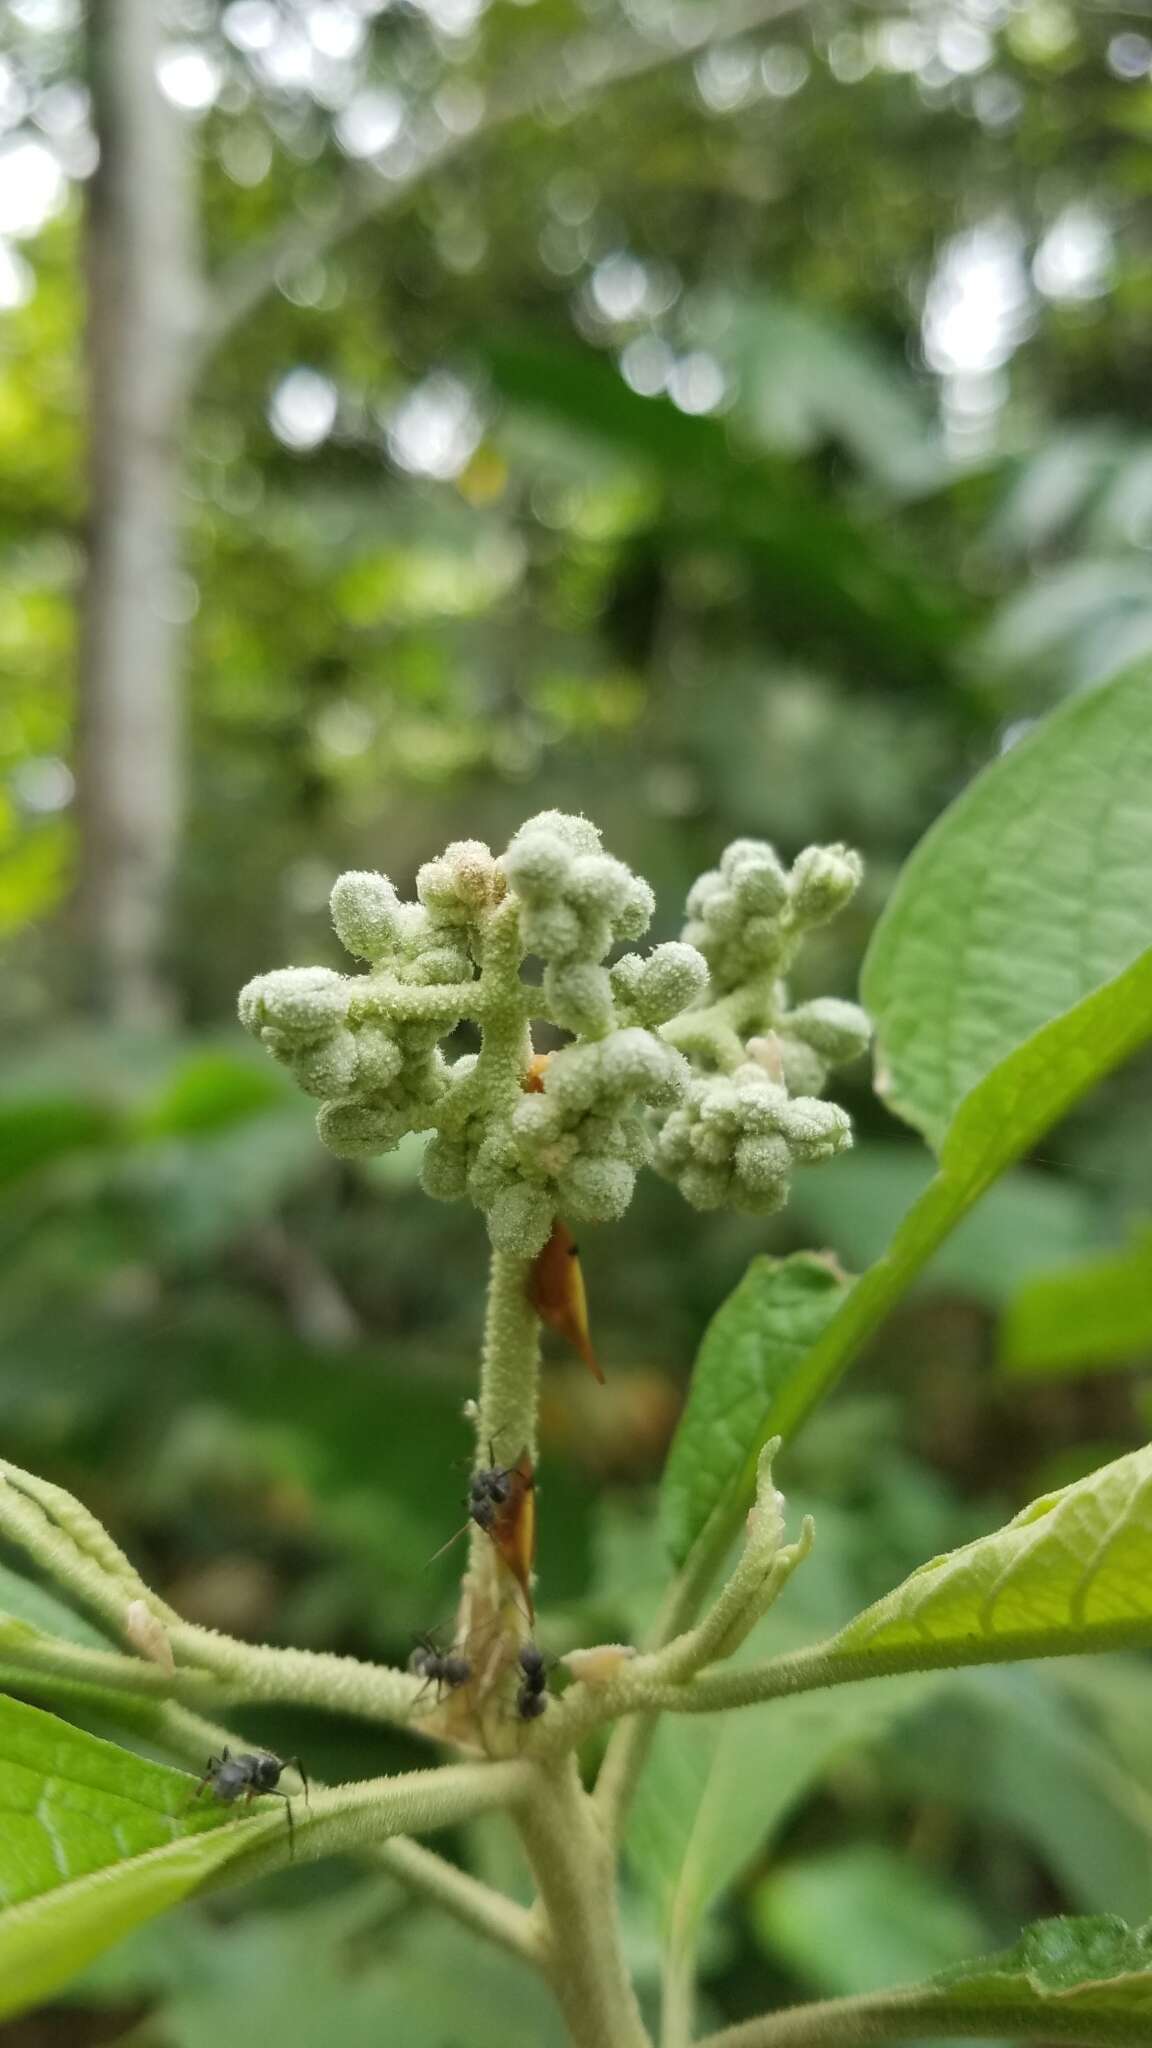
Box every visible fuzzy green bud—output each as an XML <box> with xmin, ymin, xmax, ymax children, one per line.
<box><xmin>330</xmin><ymin>872</ymin><xmax>401</xmax><ymax>962</ymax></box>
<box><xmin>788</xmin><ymin>843</ymin><xmax>863</xmax><ymax>927</ymax></box>
<box><xmin>544</xmin><ymin>962</ymin><xmax>615</xmax><ymax>1038</ymax></box>
<box><xmin>317</xmin><ymin>1099</ymin><xmax>409</xmax><ymax>1158</ymax></box>
<box><xmin>784</xmin><ymin>997</ymin><xmax>871</xmax><ymax>1067</ymax></box>
<box><xmin>239</xmin><ymin>966</ymin><xmax>348</xmax><ymax>1045</ymax></box>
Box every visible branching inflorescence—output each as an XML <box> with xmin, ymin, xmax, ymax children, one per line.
<box><xmin>238</xmin><ymin>812</ymin><xmax>870</xmax><ymax>1254</ymax></box>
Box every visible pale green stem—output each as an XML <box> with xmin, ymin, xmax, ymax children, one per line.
<box><xmin>206</xmin><ymin>1758</ymin><xmax>534</xmax><ymax>1890</ymax></box>
<box><xmin>475</xmin><ymin>1247</ymin><xmax>542</xmax><ymax>1467</ymax></box>
<box><xmin>153</xmin><ymin>1700</ymin><xmax>540</xmax><ymax>1963</ymax></box>
<box><xmin>517</xmin><ymin>1756</ymin><xmax>653</xmax><ymax>2048</ymax></box>
<box><xmin>164</xmin><ymin>1622</ymin><xmax>422</xmax><ymax>1724</ymax></box>
<box><xmin>696</xmin><ymin>1992</ymin><xmax>1133</xmax><ymax>2047</ymax></box>
<box><xmin>661</xmin><ymin>1943</ymin><xmax>696</xmax><ymax>2048</ymax></box>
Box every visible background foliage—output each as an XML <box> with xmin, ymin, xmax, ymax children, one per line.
<box><xmin>3</xmin><ymin>0</ymin><xmax>1152</xmax><ymax>2037</ymax></box>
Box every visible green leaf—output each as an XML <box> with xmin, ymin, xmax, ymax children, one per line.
<box><xmin>823</xmin><ymin>1442</ymin><xmax>1152</xmax><ymax>1675</ymax></box>
<box><xmin>684</xmin><ymin>947</ymin><xmax>1152</xmax><ymax>1575</ymax></box>
<box><xmin>1000</xmin><ymin>1229</ymin><xmax>1152</xmax><ymax>1378</ymax></box>
<box><xmin>749</xmin><ymin>1843</ymin><xmax>993</xmax><ymax>2001</ymax></box>
<box><xmin>861</xmin><ymin>662</ymin><xmax>1152</xmax><ymax>1148</ymax></box>
<box><xmin>0</xmin><ymin>1562</ymin><xmax>112</xmax><ymax>1650</ymax></box>
<box><xmin>135</xmin><ymin>1052</ymin><xmax>289</xmax><ymax>1138</ymax></box>
<box><xmin>888</xmin><ymin>1669</ymin><xmax>1152</xmax><ymax>1922</ymax></box>
<box><xmin>0</xmin><ymin>1694</ymin><xmax>284</xmax><ymax>2019</ymax></box>
<box><xmin>659</xmin><ymin>1254</ymin><xmax>849</xmax><ymax>1565</ymax></box>
<box><xmin>627</xmin><ymin>1657</ymin><xmax>935</xmax><ymax>1964</ymax></box>
<box><xmin>100</xmin><ymin>1905</ymin><xmax>571</xmax><ymax>2048</ymax></box>
<box><xmin>810</xmin><ymin>1916</ymin><xmax>1152</xmax><ymax>2044</ymax></box>
<box><xmin>927</xmin><ymin>1914</ymin><xmax>1152</xmax><ymax>2029</ymax></box>
<box><xmin>482</xmin><ymin>330</ymin><xmax>964</xmax><ymax>679</ymax></box>
<box><xmin>0</xmin><ymin>1097</ymin><xmax>121</xmax><ymax>1191</ymax></box>
<box><xmin>791</xmin><ymin>1144</ymin><xmax>1100</xmax><ymax>1309</ymax></box>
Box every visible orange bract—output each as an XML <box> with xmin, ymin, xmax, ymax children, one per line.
<box><xmin>529</xmin><ymin>1218</ymin><xmax>605</xmax><ymax>1384</ymax></box>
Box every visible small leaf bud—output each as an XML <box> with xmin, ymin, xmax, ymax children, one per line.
<box><xmin>330</xmin><ymin>871</ymin><xmax>401</xmax><ymax>961</ymax></box>
<box><xmin>544</xmin><ymin>962</ymin><xmax>615</xmax><ymax>1038</ymax></box>
<box><xmin>721</xmin><ymin>840</ymin><xmax>790</xmax><ymax>915</ymax></box>
<box><xmin>239</xmin><ymin>966</ymin><xmax>348</xmax><ymax>1045</ymax></box>
<box><xmin>617</xmin><ymin>942</ymin><xmax>709</xmax><ymax>1026</ymax></box>
<box><xmin>421</xmin><ymin>1132</ymin><xmax>470</xmax><ymax>1201</ymax></box>
<box><xmin>784</xmin><ymin>997</ymin><xmax>871</xmax><ymax>1067</ymax></box>
<box><xmin>775</xmin><ymin>1035</ymin><xmax>828</xmax><ymax>1098</ymax></box>
<box><xmin>317</xmin><ymin>1100</ymin><xmax>409</xmax><ymax>1158</ymax></box>
<box><xmin>558</xmin><ymin>1154</ymin><xmax>635</xmax><ymax>1223</ymax></box>
<box><xmin>353</xmin><ymin>1025</ymin><xmax>405</xmax><ymax>1090</ymax></box>
<box><xmin>516</xmin><ymin>809</ymin><xmax>602</xmax><ymax>857</ymax></box>
<box><xmin>789</xmin><ymin>843</ymin><xmax>863</xmax><ymax>927</ymax></box>
<box><xmin>290</xmin><ymin>1030</ymin><xmax>360</xmax><ymax>1099</ymax></box>
<box><xmin>416</xmin><ymin>839</ymin><xmax>500</xmax><ymax>920</ymax></box>
<box><xmin>775</xmin><ymin>1096</ymin><xmax>853</xmax><ymax>1162</ymax></box>
<box><xmin>487</xmin><ymin>1183</ymin><xmax>555</xmax><ymax>1257</ymax></box>
<box><xmin>678</xmin><ymin>1162</ymin><xmax>731</xmax><ymax>1210</ymax></box>
<box><xmin>734</xmin><ymin>1132</ymin><xmax>792</xmax><ymax>1195</ymax></box>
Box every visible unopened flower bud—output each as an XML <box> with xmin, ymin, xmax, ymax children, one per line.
<box><xmin>330</xmin><ymin>871</ymin><xmax>401</xmax><ymax>961</ymax></box>
<box><xmin>785</xmin><ymin>997</ymin><xmax>871</xmax><ymax>1066</ymax></box>
<box><xmin>789</xmin><ymin>844</ymin><xmax>863</xmax><ymax>927</ymax></box>
<box><xmin>317</xmin><ymin>1100</ymin><xmax>409</xmax><ymax>1158</ymax></box>
<box><xmin>239</xmin><ymin>966</ymin><xmax>348</xmax><ymax>1045</ymax></box>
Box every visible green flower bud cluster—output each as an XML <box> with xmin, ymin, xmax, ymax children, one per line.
<box><xmin>652</xmin><ymin>837</ymin><xmax>870</xmax><ymax>1214</ymax></box>
<box><xmin>238</xmin><ymin>815</ymin><xmax>869</xmax><ymax>1250</ymax></box>
<box><xmin>684</xmin><ymin>839</ymin><xmax>862</xmax><ymax>994</ymax></box>
<box><xmin>653</xmin><ymin>1061</ymin><xmax>851</xmax><ymax>1214</ymax></box>
<box><xmin>501</xmin><ymin>811</ymin><xmax>656</xmax><ymax>1039</ymax></box>
<box><xmin>239</xmin><ymin>841</ymin><xmax>505</xmax><ymax>1161</ymax></box>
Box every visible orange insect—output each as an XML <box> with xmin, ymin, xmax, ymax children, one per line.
<box><xmin>529</xmin><ymin>1219</ymin><xmax>604</xmax><ymax>1384</ymax></box>
<box><xmin>480</xmin><ymin>1445</ymin><xmax>537</xmax><ymax>1623</ymax></box>
<box><xmin>429</xmin><ymin>1443</ymin><xmax>538</xmax><ymax>1622</ymax></box>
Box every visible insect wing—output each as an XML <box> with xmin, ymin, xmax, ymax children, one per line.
<box><xmin>490</xmin><ymin>1447</ymin><xmax>537</xmax><ymax>1621</ymax></box>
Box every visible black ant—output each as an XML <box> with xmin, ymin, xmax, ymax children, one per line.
<box><xmin>468</xmin><ymin>1457</ymin><xmax>513</xmax><ymax>1533</ymax></box>
<box><xmin>409</xmin><ymin>1636</ymin><xmax>472</xmax><ymax>1705</ymax></box>
<box><xmin>430</xmin><ymin>1443</ymin><xmax>522</xmax><ymax>1554</ymax></box>
<box><xmin>191</xmin><ymin>1748</ymin><xmax>309</xmax><ymax>1853</ymax></box>
<box><xmin>515</xmin><ymin>1642</ymin><xmax>550</xmax><ymax>1721</ymax></box>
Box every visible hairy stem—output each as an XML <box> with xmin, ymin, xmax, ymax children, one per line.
<box><xmin>476</xmin><ymin>1248</ymin><xmax>542</xmax><ymax>1466</ymax></box>
<box><xmin>518</xmin><ymin>1756</ymin><xmax>652</xmax><ymax>2048</ymax></box>
<box><xmin>696</xmin><ymin>1993</ymin><xmax>1135</xmax><ymax>2047</ymax></box>
<box><xmin>152</xmin><ymin>1700</ymin><xmax>540</xmax><ymax>1962</ymax></box>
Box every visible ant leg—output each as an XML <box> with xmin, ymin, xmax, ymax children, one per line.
<box><xmin>287</xmin><ymin>1758</ymin><xmax>310</xmax><ymax>1809</ymax></box>
<box><xmin>188</xmin><ymin>1755</ymin><xmax>219</xmax><ymax>1807</ymax></box>
<box><xmin>267</xmin><ymin>1790</ymin><xmax>295</xmax><ymax>1857</ymax></box>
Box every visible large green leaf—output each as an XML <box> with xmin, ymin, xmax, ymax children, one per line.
<box><xmin>823</xmin><ymin>1443</ymin><xmax>1152</xmax><ymax>1675</ymax></box>
<box><xmin>769</xmin><ymin>1916</ymin><xmax>1152</xmax><ymax>2044</ymax></box>
<box><xmin>749</xmin><ymin>1843</ymin><xmax>993</xmax><ymax>2001</ymax></box>
<box><xmin>888</xmin><ymin>1668</ymin><xmax>1152</xmax><ymax>1922</ymax></box>
<box><xmin>1000</xmin><ymin>1229</ymin><xmax>1152</xmax><ymax>1379</ymax></box>
<box><xmin>659</xmin><ymin>1255</ymin><xmax>849</xmax><ymax>1565</ymax></box>
<box><xmin>627</xmin><ymin>1653</ymin><xmax>933</xmax><ymax>1962</ymax></box>
<box><xmin>0</xmin><ymin>1694</ymin><xmax>286</xmax><ymax>2019</ymax></box>
<box><xmin>683</xmin><ymin>947</ymin><xmax>1152</xmax><ymax>1578</ymax></box>
<box><xmin>925</xmin><ymin>1915</ymin><xmax>1152</xmax><ymax>2032</ymax></box>
<box><xmin>0</xmin><ymin>1562</ymin><xmax>111</xmax><ymax>1650</ymax></box>
<box><xmin>790</xmin><ymin>1146</ymin><xmax>1100</xmax><ymax>1309</ymax></box>
<box><xmin>861</xmin><ymin>662</ymin><xmax>1152</xmax><ymax>1148</ymax></box>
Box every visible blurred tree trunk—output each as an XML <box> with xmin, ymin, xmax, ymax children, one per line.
<box><xmin>76</xmin><ymin>0</ymin><xmax>199</xmax><ymax>1023</ymax></box>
